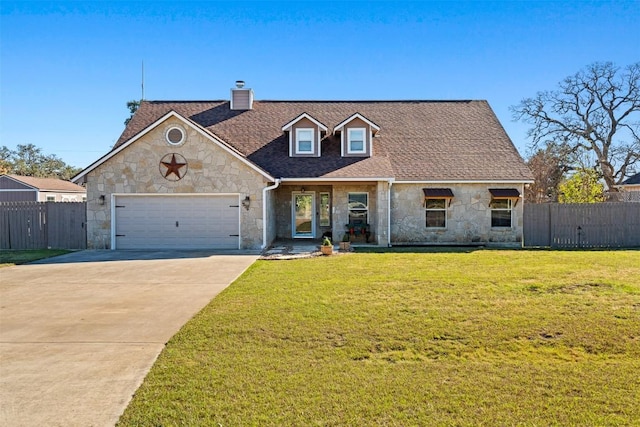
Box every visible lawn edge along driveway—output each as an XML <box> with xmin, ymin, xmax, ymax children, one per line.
<box><xmin>0</xmin><ymin>249</ymin><xmax>258</xmax><ymax>427</ymax></box>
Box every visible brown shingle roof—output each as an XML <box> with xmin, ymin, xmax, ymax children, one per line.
<box><xmin>116</xmin><ymin>100</ymin><xmax>533</xmax><ymax>181</ymax></box>
<box><xmin>5</xmin><ymin>175</ymin><xmax>86</xmax><ymax>192</ymax></box>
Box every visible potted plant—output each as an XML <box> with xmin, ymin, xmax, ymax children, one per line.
<box><xmin>320</xmin><ymin>236</ymin><xmax>333</xmax><ymax>255</ymax></box>
<box><xmin>339</xmin><ymin>233</ymin><xmax>351</xmax><ymax>251</ymax></box>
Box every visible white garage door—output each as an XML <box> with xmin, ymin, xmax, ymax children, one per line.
<box><xmin>114</xmin><ymin>195</ymin><xmax>240</xmax><ymax>249</ymax></box>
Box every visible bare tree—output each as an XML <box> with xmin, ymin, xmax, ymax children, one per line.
<box><xmin>512</xmin><ymin>62</ymin><xmax>640</xmax><ymax>191</ymax></box>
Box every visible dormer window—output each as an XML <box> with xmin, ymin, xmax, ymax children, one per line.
<box><xmin>296</xmin><ymin>129</ymin><xmax>314</xmax><ymax>154</ymax></box>
<box><xmin>347</xmin><ymin>128</ymin><xmax>366</xmax><ymax>154</ymax></box>
<box><xmin>335</xmin><ymin>113</ymin><xmax>380</xmax><ymax>158</ymax></box>
<box><xmin>282</xmin><ymin>113</ymin><xmax>327</xmax><ymax>158</ymax></box>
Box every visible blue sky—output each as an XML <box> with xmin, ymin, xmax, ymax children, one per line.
<box><xmin>1</xmin><ymin>1</ymin><xmax>638</xmax><ymax>169</ymax></box>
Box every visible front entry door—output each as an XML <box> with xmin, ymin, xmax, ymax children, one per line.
<box><xmin>292</xmin><ymin>193</ymin><xmax>315</xmax><ymax>238</ymax></box>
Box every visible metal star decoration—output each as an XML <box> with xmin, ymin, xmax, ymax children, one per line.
<box><xmin>159</xmin><ymin>153</ymin><xmax>188</xmax><ymax>181</ymax></box>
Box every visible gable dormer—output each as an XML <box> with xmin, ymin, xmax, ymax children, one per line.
<box><xmin>334</xmin><ymin>113</ymin><xmax>380</xmax><ymax>157</ymax></box>
<box><xmin>281</xmin><ymin>113</ymin><xmax>328</xmax><ymax>157</ymax></box>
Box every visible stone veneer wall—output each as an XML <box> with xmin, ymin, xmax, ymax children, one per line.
<box><xmin>274</xmin><ymin>185</ymin><xmax>333</xmax><ymax>240</ymax></box>
<box><xmin>332</xmin><ymin>184</ymin><xmax>378</xmax><ymax>243</ymax></box>
<box><xmin>273</xmin><ymin>183</ymin><xmax>383</xmax><ymax>243</ymax></box>
<box><xmin>85</xmin><ymin>117</ymin><xmax>268</xmax><ymax>250</ymax></box>
<box><xmin>263</xmin><ymin>184</ymin><xmax>278</xmax><ymax>248</ymax></box>
<box><xmin>375</xmin><ymin>181</ymin><xmax>390</xmax><ymax>246</ymax></box>
<box><xmin>390</xmin><ymin>183</ymin><xmax>525</xmax><ymax>245</ymax></box>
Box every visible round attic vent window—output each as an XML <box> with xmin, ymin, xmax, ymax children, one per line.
<box><xmin>166</xmin><ymin>126</ymin><xmax>185</xmax><ymax>145</ymax></box>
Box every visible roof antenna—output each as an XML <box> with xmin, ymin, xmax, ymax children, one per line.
<box><xmin>141</xmin><ymin>60</ymin><xmax>145</xmax><ymax>100</ymax></box>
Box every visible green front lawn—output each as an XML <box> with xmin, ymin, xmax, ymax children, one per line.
<box><xmin>0</xmin><ymin>249</ymin><xmax>71</xmax><ymax>267</ymax></box>
<box><xmin>118</xmin><ymin>250</ymin><xmax>640</xmax><ymax>426</ymax></box>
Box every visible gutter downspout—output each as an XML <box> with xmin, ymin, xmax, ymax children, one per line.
<box><xmin>387</xmin><ymin>179</ymin><xmax>393</xmax><ymax>247</ymax></box>
<box><xmin>262</xmin><ymin>179</ymin><xmax>281</xmax><ymax>250</ymax></box>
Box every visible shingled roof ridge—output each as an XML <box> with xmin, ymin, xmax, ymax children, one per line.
<box><xmin>141</xmin><ymin>99</ymin><xmax>479</xmax><ymax>104</ymax></box>
<box><xmin>255</xmin><ymin>99</ymin><xmax>477</xmax><ymax>103</ymax></box>
<box><xmin>144</xmin><ymin>100</ymin><xmax>227</xmax><ymax>104</ymax></box>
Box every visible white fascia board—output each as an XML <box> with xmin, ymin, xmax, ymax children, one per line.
<box><xmin>281</xmin><ymin>113</ymin><xmax>328</xmax><ymax>131</ymax></box>
<box><xmin>280</xmin><ymin>177</ymin><xmax>394</xmax><ymax>183</ymax></box>
<box><xmin>112</xmin><ymin>192</ymin><xmax>242</xmax><ymax>197</ymax></box>
<box><xmin>72</xmin><ymin>110</ymin><xmax>275</xmax><ymax>183</ymax></box>
<box><xmin>394</xmin><ymin>180</ymin><xmax>535</xmax><ymax>184</ymax></box>
<box><xmin>161</xmin><ymin>114</ymin><xmax>275</xmax><ymax>181</ymax></box>
<box><xmin>40</xmin><ymin>188</ymin><xmax>86</xmax><ymax>193</ymax></box>
<box><xmin>334</xmin><ymin>113</ymin><xmax>381</xmax><ymax>132</ymax></box>
<box><xmin>0</xmin><ymin>188</ymin><xmax>38</xmax><ymax>192</ymax></box>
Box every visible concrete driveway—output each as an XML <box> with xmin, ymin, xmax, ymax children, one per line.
<box><xmin>0</xmin><ymin>250</ymin><xmax>258</xmax><ymax>427</ymax></box>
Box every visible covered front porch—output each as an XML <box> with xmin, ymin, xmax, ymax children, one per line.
<box><xmin>269</xmin><ymin>180</ymin><xmax>391</xmax><ymax>246</ymax></box>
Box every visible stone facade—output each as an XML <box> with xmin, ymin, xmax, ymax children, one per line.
<box><xmin>83</xmin><ymin>116</ymin><xmax>526</xmax><ymax>250</ymax></box>
<box><xmin>273</xmin><ymin>183</ymin><xmax>385</xmax><ymax>244</ymax></box>
<box><xmin>332</xmin><ymin>184</ymin><xmax>379</xmax><ymax>243</ymax></box>
<box><xmin>390</xmin><ymin>183</ymin><xmax>525</xmax><ymax>246</ymax></box>
<box><xmin>85</xmin><ymin>116</ymin><xmax>269</xmax><ymax>250</ymax></box>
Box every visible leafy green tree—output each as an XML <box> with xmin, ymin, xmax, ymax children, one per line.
<box><xmin>0</xmin><ymin>146</ymin><xmax>12</xmax><ymax>174</ymax></box>
<box><xmin>512</xmin><ymin>62</ymin><xmax>640</xmax><ymax>192</ymax></box>
<box><xmin>558</xmin><ymin>168</ymin><xmax>605</xmax><ymax>203</ymax></box>
<box><xmin>124</xmin><ymin>100</ymin><xmax>140</xmax><ymax>126</ymax></box>
<box><xmin>1</xmin><ymin>144</ymin><xmax>81</xmax><ymax>180</ymax></box>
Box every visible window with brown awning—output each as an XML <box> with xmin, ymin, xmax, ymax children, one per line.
<box><xmin>423</xmin><ymin>188</ymin><xmax>454</xmax><ymax>207</ymax></box>
<box><xmin>423</xmin><ymin>188</ymin><xmax>454</xmax><ymax>198</ymax></box>
<box><xmin>489</xmin><ymin>188</ymin><xmax>520</xmax><ymax>206</ymax></box>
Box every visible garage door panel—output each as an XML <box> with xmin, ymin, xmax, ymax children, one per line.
<box><xmin>115</xmin><ymin>195</ymin><xmax>240</xmax><ymax>249</ymax></box>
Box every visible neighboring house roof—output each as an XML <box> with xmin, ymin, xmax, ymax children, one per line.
<box><xmin>621</xmin><ymin>172</ymin><xmax>640</xmax><ymax>185</ymax></box>
<box><xmin>2</xmin><ymin>174</ymin><xmax>86</xmax><ymax>192</ymax></box>
<box><xmin>110</xmin><ymin>99</ymin><xmax>533</xmax><ymax>182</ymax></box>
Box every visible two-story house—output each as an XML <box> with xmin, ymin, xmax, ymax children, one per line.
<box><xmin>72</xmin><ymin>82</ymin><xmax>533</xmax><ymax>250</ymax></box>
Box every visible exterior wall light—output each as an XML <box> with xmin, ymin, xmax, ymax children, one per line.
<box><xmin>242</xmin><ymin>196</ymin><xmax>250</xmax><ymax>210</ymax></box>
<box><xmin>98</xmin><ymin>195</ymin><xmax>106</xmax><ymax>205</ymax></box>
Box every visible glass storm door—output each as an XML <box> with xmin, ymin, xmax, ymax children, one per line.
<box><xmin>292</xmin><ymin>193</ymin><xmax>315</xmax><ymax>238</ymax></box>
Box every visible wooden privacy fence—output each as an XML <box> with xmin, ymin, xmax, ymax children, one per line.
<box><xmin>0</xmin><ymin>202</ymin><xmax>87</xmax><ymax>250</ymax></box>
<box><xmin>524</xmin><ymin>203</ymin><xmax>640</xmax><ymax>248</ymax></box>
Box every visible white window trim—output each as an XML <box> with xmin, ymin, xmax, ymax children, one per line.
<box><xmin>295</xmin><ymin>128</ymin><xmax>314</xmax><ymax>154</ymax></box>
<box><xmin>425</xmin><ymin>198</ymin><xmax>447</xmax><ymax>229</ymax></box>
<box><xmin>347</xmin><ymin>128</ymin><xmax>366</xmax><ymax>154</ymax></box>
<box><xmin>490</xmin><ymin>199</ymin><xmax>513</xmax><ymax>228</ymax></box>
<box><xmin>165</xmin><ymin>126</ymin><xmax>186</xmax><ymax>145</ymax></box>
<box><xmin>319</xmin><ymin>192</ymin><xmax>331</xmax><ymax>227</ymax></box>
<box><xmin>292</xmin><ymin>191</ymin><xmax>316</xmax><ymax>238</ymax></box>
